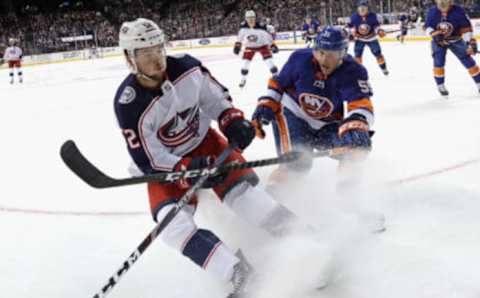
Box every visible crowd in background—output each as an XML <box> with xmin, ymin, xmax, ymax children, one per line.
<box><xmin>1</xmin><ymin>0</ymin><xmax>480</xmax><ymax>55</ymax></box>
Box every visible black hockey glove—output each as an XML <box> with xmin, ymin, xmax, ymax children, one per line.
<box><xmin>271</xmin><ymin>43</ymin><xmax>279</xmax><ymax>54</ymax></box>
<box><xmin>219</xmin><ymin>108</ymin><xmax>255</xmax><ymax>150</ymax></box>
<box><xmin>174</xmin><ymin>156</ymin><xmax>226</xmax><ymax>189</ymax></box>
<box><xmin>233</xmin><ymin>42</ymin><xmax>242</xmax><ymax>55</ymax></box>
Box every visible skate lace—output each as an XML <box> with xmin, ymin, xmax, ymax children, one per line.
<box><xmin>231</xmin><ymin>263</ymin><xmax>247</xmax><ymax>294</ymax></box>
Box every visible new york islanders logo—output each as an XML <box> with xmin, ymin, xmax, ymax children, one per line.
<box><xmin>437</xmin><ymin>22</ymin><xmax>454</xmax><ymax>37</ymax></box>
<box><xmin>358</xmin><ymin>24</ymin><xmax>371</xmax><ymax>36</ymax></box>
<box><xmin>299</xmin><ymin>93</ymin><xmax>334</xmax><ymax>119</ymax></box>
<box><xmin>158</xmin><ymin>105</ymin><xmax>200</xmax><ymax>147</ymax></box>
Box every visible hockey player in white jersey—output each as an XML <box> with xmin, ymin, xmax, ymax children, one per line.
<box><xmin>234</xmin><ymin>10</ymin><xmax>278</xmax><ymax>88</ymax></box>
<box><xmin>115</xmin><ymin>18</ymin><xmax>299</xmax><ymax>298</ymax></box>
<box><xmin>3</xmin><ymin>38</ymin><xmax>23</xmax><ymax>84</ymax></box>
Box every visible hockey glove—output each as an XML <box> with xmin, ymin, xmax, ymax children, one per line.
<box><xmin>377</xmin><ymin>29</ymin><xmax>386</xmax><ymax>38</ymax></box>
<box><xmin>219</xmin><ymin>108</ymin><xmax>255</xmax><ymax>150</ymax></box>
<box><xmin>468</xmin><ymin>39</ymin><xmax>478</xmax><ymax>56</ymax></box>
<box><xmin>233</xmin><ymin>42</ymin><xmax>242</xmax><ymax>55</ymax></box>
<box><xmin>338</xmin><ymin>114</ymin><xmax>372</xmax><ymax>149</ymax></box>
<box><xmin>251</xmin><ymin>98</ymin><xmax>282</xmax><ymax>139</ymax></box>
<box><xmin>174</xmin><ymin>156</ymin><xmax>227</xmax><ymax>189</ymax></box>
<box><xmin>271</xmin><ymin>43</ymin><xmax>279</xmax><ymax>54</ymax></box>
<box><xmin>431</xmin><ymin>31</ymin><xmax>448</xmax><ymax>47</ymax></box>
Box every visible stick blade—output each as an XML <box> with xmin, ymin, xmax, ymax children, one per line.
<box><xmin>60</xmin><ymin>140</ymin><xmax>115</xmax><ymax>188</ymax></box>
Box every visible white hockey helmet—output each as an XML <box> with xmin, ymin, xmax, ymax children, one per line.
<box><xmin>245</xmin><ymin>10</ymin><xmax>256</xmax><ymax>20</ymax></box>
<box><xmin>119</xmin><ymin>18</ymin><xmax>166</xmax><ymax>74</ymax></box>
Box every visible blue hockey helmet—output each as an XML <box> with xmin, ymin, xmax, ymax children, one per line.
<box><xmin>357</xmin><ymin>0</ymin><xmax>369</xmax><ymax>7</ymax></box>
<box><xmin>314</xmin><ymin>26</ymin><xmax>349</xmax><ymax>53</ymax></box>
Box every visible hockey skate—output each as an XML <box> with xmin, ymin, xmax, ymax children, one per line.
<box><xmin>239</xmin><ymin>78</ymin><xmax>247</xmax><ymax>88</ymax></box>
<box><xmin>437</xmin><ymin>84</ymin><xmax>449</xmax><ymax>97</ymax></box>
<box><xmin>227</xmin><ymin>250</ymin><xmax>253</xmax><ymax>298</ymax></box>
<box><xmin>382</xmin><ymin>68</ymin><xmax>389</xmax><ymax>76</ymax></box>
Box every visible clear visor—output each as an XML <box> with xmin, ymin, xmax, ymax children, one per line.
<box><xmin>134</xmin><ymin>44</ymin><xmax>165</xmax><ymax>61</ymax></box>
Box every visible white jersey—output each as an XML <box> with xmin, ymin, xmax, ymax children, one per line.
<box><xmin>3</xmin><ymin>46</ymin><xmax>22</xmax><ymax>61</ymax></box>
<box><xmin>114</xmin><ymin>54</ymin><xmax>233</xmax><ymax>173</ymax></box>
<box><xmin>237</xmin><ymin>21</ymin><xmax>273</xmax><ymax>48</ymax></box>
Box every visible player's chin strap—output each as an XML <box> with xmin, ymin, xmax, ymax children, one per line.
<box><xmin>125</xmin><ymin>50</ymin><xmax>163</xmax><ymax>83</ymax></box>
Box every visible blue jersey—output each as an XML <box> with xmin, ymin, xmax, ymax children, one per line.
<box><xmin>399</xmin><ymin>14</ymin><xmax>410</xmax><ymax>29</ymax></box>
<box><xmin>114</xmin><ymin>54</ymin><xmax>233</xmax><ymax>174</ymax></box>
<box><xmin>302</xmin><ymin>21</ymin><xmax>320</xmax><ymax>38</ymax></box>
<box><xmin>260</xmin><ymin>49</ymin><xmax>374</xmax><ymax>130</ymax></box>
<box><xmin>425</xmin><ymin>4</ymin><xmax>472</xmax><ymax>41</ymax></box>
<box><xmin>349</xmin><ymin>12</ymin><xmax>381</xmax><ymax>41</ymax></box>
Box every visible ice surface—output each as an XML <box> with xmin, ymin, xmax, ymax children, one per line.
<box><xmin>1</xmin><ymin>41</ymin><xmax>480</xmax><ymax>298</ymax></box>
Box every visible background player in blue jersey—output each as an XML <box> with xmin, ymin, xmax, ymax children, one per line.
<box><xmin>115</xmin><ymin>18</ymin><xmax>300</xmax><ymax>298</ymax></box>
<box><xmin>397</xmin><ymin>14</ymin><xmax>410</xmax><ymax>43</ymax></box>
<box><xmin>397</xmin><ymin>8</ymin><xmax>420</xmax><ymax>43</ymax></box>
<box><xmin>348</xmin><ymin>0</ymin><xmax>389</xmax><ymax>75</ymax></box>
<box><xmin>302</xmin><ymin>15</ymin><xmax>321</xmax><ymax>48</ymax></box>
<box><xmin>425</xmin><ymin>0</ymin><xmax>479</xmax><ymax>96</ymax></box>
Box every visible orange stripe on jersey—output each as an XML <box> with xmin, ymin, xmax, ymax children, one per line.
<box><xmin>459</xmin><ymin>26</ymin><xmax>473</xmax><ymax>34</ymax></box>
<box><xmin>468</xmin><ymin>65</ymin><xmax>480</xmax><ymax>76</ymax></box>
<box><xmin>268</xmin><ymin>78</ymin><xmax>283</xmax><ymax>92</ymax></box>
<box><xmin>433</xmin><ymin>67</ymin><xmax>445</xmax><ymax>77</ymax></box>
<box><xmin>347</xmin><ymin>98</ymin><xmax>374</xmax><ymax>113</ymax></box>
<box><xmin>275</xmin><ymin>113</ymin><xmax>290</xmax><ymax>154</ymax></box>
<box><xmin>355</xmin><ymin>57</ymin><xmax>363</xmax><ymax>64</ymax></box>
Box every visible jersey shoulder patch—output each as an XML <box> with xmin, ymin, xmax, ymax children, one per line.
<box><xmin>114</xmin><ymin>74</ymin><xmax>138</xmax><ymax>106</ymax></box>
<box><xmin>118</xmin><ymin>86</ymin><xmax>136</xmax><ymax>104</ymax></box>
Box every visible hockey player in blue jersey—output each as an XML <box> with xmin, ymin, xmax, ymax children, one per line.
<box><xmin>251</xmin><ymin>26</ymin><xmax>384</xmax><ymax>232</ymax></box>
<box><xmin>348</xmin><ymin>0</ymin><xmax>389</xmax><ymax>75</ymax></box>
<box><xmin>251</xmin><ymin>26</ymin><xmax>374</xmax><ymax>186</ymax></box>
<box><xmin>302</xmin><ymin>15</ymin><xmax>321</xmax><ymax>48</ymax></box>
<box><xmin>397</xmin><ymin>14</ymin><xmax>410</xmax><ymax>43</ymax></box>
<box><xmin>425</xmin><ymin>0</ymin><xmax>480</xmax><ymax>96</ymax></box>
<box><xmin>114</xmin><ymin>18</ymin><xmax>300</xmax><ymax>298</ymax></box>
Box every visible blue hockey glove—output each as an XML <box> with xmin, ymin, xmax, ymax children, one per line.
<box><xmin>338</xmin><ymin>114</ymin><xmax>372</xmax><ymax>149</ymax></box>
<box><xmin>251</xmin><ymin>98</ymin><xmax>281</xmax><ymax>139</ymax></box>
<box><xmin>468</xmin><ymin>39</ymin><xmax>478</xmax><ymax>55</ymax></box>
<box><xmin>431</xmin><ymin>31</ymin><xmax>448</xmax><ymax>47</ymax></box>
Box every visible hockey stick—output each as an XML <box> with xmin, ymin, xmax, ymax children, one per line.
<box><xmin>384</xmin><ymin>26</ymin><xmax>416</xmax><ymax>34</ymax></box>
<box><xmin>91</xmin><ymin>143</ymin><xmax>236</xmax><ymax>298</ymax></box>
<box><xmin>60</xmin><ymin>140</ymin><xmax>344</xmax><ymax>189</ymax></box>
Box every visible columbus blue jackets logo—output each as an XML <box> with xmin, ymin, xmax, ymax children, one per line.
<box><xmin>247</xmin><ymin>35</ymin><xmax>259</xmax><ymax>42</ymax></box>
<box><xmin>299</xmin><ymin>93</ymin><xmax>334</xmax><ymax>119</ymax></box>
<box><xmin>157</xmin><ymin>105</ymin><xmax>200</xmax><ymax>147</ymax></box>
<box><xmin>437</xmin><ymin>22</ymin><xmax>454</xmax><ymax>37</ymax></box>
<box><xmin>358</xmin><ymin>24</ymin><xmax>371</xmax><ymax>36</ymax></box>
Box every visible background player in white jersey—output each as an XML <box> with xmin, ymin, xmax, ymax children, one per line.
<box><xmin>115</xmin><ymin>18</ymin><xmax>299</xmax><ymax>298</ymax></box>
<box><xmin>234</xmin><ymin>10</ymin><xmax>278</xmax><ymax>88</ymax></box>
<box><xmin>3</xmin><ymin>38</ymin><xmax>23</xmax><ymax>84</ymax></box>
